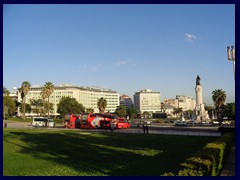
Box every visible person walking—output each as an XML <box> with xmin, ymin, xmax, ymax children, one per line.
<box><xmin>142</xmin><ymin>124</ymin><xmax>146</xmax><ymax>134</ymax></box>
<box><xmin>145</xmin><ymin>124</ymin><xmax>149</xmax><ymax>134</ymax></box>
<box><xmin>111</xmin><ymin>122</ymin><xmax>115</xmax><ymax>132</ymax></box>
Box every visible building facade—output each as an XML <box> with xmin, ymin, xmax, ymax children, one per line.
<box><xmin>176</xmin><ymin>95</ymin><xmax>196</xmax><ymax>111</ymax></box>
<box><xmin>133</xmin><ymin>89</ymin><xmax>161</xmax><ymax>114</ymax></box>
<box><xmin>119</xmin><ymin>94</ymin><xmax>133</xmax><ymax>110</ymax></box>
<box><xmin>164</xmin><ymin>95</ymin><xmax>196</xmax><ymax>111</ymax></box>
<box><xmin>17</xmin><ymin>84</ymin><xmax>120</xmax><ymax>116</ymax></box>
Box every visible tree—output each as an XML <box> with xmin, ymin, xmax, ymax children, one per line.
<box><xmin>127</xmin><ymin>107</ymin><xmax>137</xmax><ymax>119</ymax></box>
<box><xmin>3</xmin><ymin>95</ymin><xmax>16</xmax><ymax>119</ymax></box>
<box><xmin>97</xmin><ymin>97</ymin><xmax>107</xmax><ymax>114</ymax></box>
<box><xmin>185</xmin><ymin>109</ymin><xmax>194</xmax><ymax>119</ymax></box>
<box><xmin>19</xmin><ymin>81</ymin><xmax>31</xmax><ymax>120</ymax></box>
<box><xmin>115</xmin><ymin>105</ymin><xmax>126</xmax><ymax>118</ymax></box>
<box><xmin>86</xmin><ymin>108</ymin><xmax>94</xmax><ymax>113</ymax></box>
<box><xmin>204</xmin><ymin>105</ymin><xmax>215</xmax><ymax>119</ymax></box>
<box><xmin>142</xmin><ymin>111</ymin><xmax>151</xmax><ymax>119</ymax></box>
<box><xmin>19</xmin><ymin>103</ymin><xmax>31</xmax><ymax>115</ymax></box>
<box><xmin>57</xmin><ymin>97</ymin><xmax>85</xmax><ymax>117</ymax></box>
<box><xmin>30</xmin><ymin>99</ymin><xmax>44</xmax><ymax>116</ymax></box>
<box><xmin>224</xmin><ymin>102</ymin><xmax>235</xmax><ymax>120</ymax></box>
<box><xmin>173</xmin><ymin>107</ymin><xmax>183</xmax><ymax>116</ymax></box>
<box><xmin>212</xmin><ymin>89</ymin><xmax>226</xmax><ymax>121</ymax></box>
<box><xmin>30</xmin><ymin>99</ymin><xmax>53</xmax><ymax>116</ymax></box>
<box><xmin>41</xmin><ymin>82</ymin><xmax>54</xmax><ymax>118</ymax></box>
<box><xmin>3</xmin><ymin>87</ymin><xmax>10</xmax><ymax>95</ymax></box>
<box><xmin>43</xmin><ymin>101</ymin><xmax>54</xmax><ymax>116</ymax></box>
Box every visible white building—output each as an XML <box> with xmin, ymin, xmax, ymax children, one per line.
<box><xmin>17</xmin><ymin>84</ymin><xmax>119</xmax><ymax>116</ymax></box>
<box><xmin>164</xmin><ymin>95</ymin><xmax>196</xmax><ymax>111</ymax></box>
<box><xmin>133</xmin><ymin>89</ymin><xmax>161</xmax><ymax>114</ymax></box>
<box><xmin>176</xmin><ymin>95</ymin><xmax>196</xmax><ymax>111</ymax></box>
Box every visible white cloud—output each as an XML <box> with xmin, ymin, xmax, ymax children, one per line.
<box><xmin>115</xmin><ymin>59</ymin><xmax>133</xmax><ymax>67</ymax></box>
<box><xmin>91</xmin><ymin>64</ymin><xmax>102</xmax><ymax>71</ymax></box>
<box><xmin>185</xmin><ymin>33</ymin><xmax>197</xmax><ymax>41</ymax></box>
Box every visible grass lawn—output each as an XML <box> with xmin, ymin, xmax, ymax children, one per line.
<box><xmin>3</xmin><ymin>128</ymin><xmax>218</xmax><ymax>176</ymax></box>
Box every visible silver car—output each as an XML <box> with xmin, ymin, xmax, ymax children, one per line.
<box><xmin>48</xmin><ymin>118</ymin><xmax>55</xmax><ymax>127</ymax></box>
<box><xmin>174</xmin><ymin>120</ymin><xmax>186</xmax><ymax>126</ymax></box>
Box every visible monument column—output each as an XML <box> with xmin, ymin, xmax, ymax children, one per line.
<box><xmin>195</xmin><ymin>75</ymin><xmax>206</xmax><ymax>120</ymax></box>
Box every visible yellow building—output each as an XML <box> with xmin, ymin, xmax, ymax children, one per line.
<box><xmin>17</xmin><ymin>84</ymin><xmax>119</xmax><ymax>116</ymax></box>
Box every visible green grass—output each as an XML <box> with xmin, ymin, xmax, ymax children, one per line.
<box><xmin>3</xmin><ymin>128</ymin><xmax>217</xmax><ymax>176</ymax></box>
<box><xmin>4</xmin><ymin>116</ymin><xmax>32</xmax><ymax>122</ymax></box>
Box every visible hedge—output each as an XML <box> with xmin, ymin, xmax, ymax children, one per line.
<box><xmin>162</xmin><ymin>132</ymin><xmax>235</xmax><ymax>176</ymax></box>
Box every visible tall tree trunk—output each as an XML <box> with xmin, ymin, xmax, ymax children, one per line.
<box><xmin>22</xmin><ymin>97</ymin><xmax>26</xmax><ymax>120</ymax></box>
<box><xmin>48</xmin><ymin>97</ymin><xmax>50</xmax><ymax>118</ymax></box>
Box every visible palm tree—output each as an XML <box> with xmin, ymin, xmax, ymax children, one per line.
<box><xmin>97</xmin><ymin>97</ymin><xmax>107</xmax><ymax>114</ymax></box>
<box><xmin>115</xmin><ymin>105</ymin><xmax>126</xmax><ymax>118</ymax></box>
<box><xmin>41</xmin><ymin>82</ymin><xmax>54</xmax><ymax>118</ymax></box>
<box><xmin>19</xmin><ymin>81</ymin><xmax>31</xmax><ymax>120</ymax></box>
<box><xmin>212</xmin><ymin>89</ymin><xmax>226</xmax><ymax>121</ymax></box>
<box><xmin>3</xmin><ymin>87</ymin><xmax>10</xmax><ymax>95</ymax></box>
<box><xmin>86</xmin><ymin>108</ymin><xmax>94</xmax><ymax>114</ymax></box>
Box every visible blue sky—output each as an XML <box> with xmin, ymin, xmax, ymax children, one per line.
<box><xmin>3</xmin><ymin>4</ymin><xmax>235</xmax><ymax>105</ymax></box>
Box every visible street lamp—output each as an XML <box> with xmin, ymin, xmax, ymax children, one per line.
<box><xmin>227</xmin><ymin>46</ymin><xmax>235</xmax><ymax>81</ymax></box>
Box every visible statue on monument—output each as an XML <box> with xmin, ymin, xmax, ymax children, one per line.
<box><xmin>196</xmin><ymin>75</ymin><xmax>201</xmax><ymax>86</ymax></box>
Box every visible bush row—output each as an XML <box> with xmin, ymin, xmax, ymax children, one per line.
<box><xmin>162</xmin><ymin>131</ymin><xmax>234</xmax><ymax>176</ymax></box>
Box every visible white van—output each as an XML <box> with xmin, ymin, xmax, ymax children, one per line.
<box><xmin>32</xmin><ymin>117</ymin><xmax>55</xmax><ymax>127</ymax></box>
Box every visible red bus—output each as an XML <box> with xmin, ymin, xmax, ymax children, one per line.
<box><xmin>80</xmin><ymin>113</ymin><xmax>115</xmax><ymax>129</ymax></box>
<box><xmin>64</xmin><ymin>114</ymin><xmax>81</xmax><ymax>129</ymax></box>
<box><xmin>64</xmin><ymin>113</ymin><xmax>130</xmax><ymax>129</ymax></box>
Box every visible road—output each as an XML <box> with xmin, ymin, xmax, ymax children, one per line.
<box><xmin>3</xmin><ymin>120</ymin><xmax>222</xmax><ymax>136</ymax></box>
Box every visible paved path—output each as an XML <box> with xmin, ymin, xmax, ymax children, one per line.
<box><xmin>220</xmin><ymin>147</ymin><xmax>235</xmax><ymax>176</ymax></box>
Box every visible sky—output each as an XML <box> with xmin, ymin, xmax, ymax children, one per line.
<box><xmin>3</xmin><ymin>4</ymin><xmax>235</xmax><ymax>105</ymax></box>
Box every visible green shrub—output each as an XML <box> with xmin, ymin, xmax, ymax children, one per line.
<box><xmin>164</xmin><ymin>132</ymin><xmax>234</xmax><ymax>176</ymax></box>
<box><xmin>161</xmin><ymin>172</ymin><xmax>175</xmax><ymax>176</ymax></box>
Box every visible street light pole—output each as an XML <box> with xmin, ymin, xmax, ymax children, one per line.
<box><xmin>227</xmin><ymin>46</ymin><xmax>235</xmax><ymax>81</ymax></box>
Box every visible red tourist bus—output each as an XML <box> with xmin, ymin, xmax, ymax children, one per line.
<box><xmin>80</xmin><ymin>113</ymin><xmax>114</xmax><ymax>129</ymax></box>
<box><xmin>64</xmin><ymin>114</ymin><xmax>81</xmax><ymax>129</ymax></box>
<box><xmin>64</xmin><ymin>113</ymin><xmax>131</xmax><ymax>129</ymax></box>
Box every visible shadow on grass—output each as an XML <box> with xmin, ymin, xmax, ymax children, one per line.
<box><xmin>5</xmin><ymin>129</ymin><xmax>217</xmax><ymax>176</ymax></box>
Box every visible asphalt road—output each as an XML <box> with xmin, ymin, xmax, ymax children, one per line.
<box><xmin>3</xmin><ymin>120</ymin><xmax>222</xmax><ymax>136</ymax></box>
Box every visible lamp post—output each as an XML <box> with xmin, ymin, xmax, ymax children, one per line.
<box><xmin>200</xmin><ymin>103</ymin><xmax>202</xmax><ymax>125</ymax></box>
<box><xmin>227</xmin><ymin>46</ymin><xmax>235</xmax><ymax>81</ymax></box>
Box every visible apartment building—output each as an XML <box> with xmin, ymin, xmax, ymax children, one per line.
<box><xmin>133</xmin><ymin>89</ymin><xmax>161</xmax><ymax>114</ymax></box>
<box><xmin>176</xmin><ymin>95</ymin><xmax>196</xmax><ymax>111</ymax></box>
<box><xmin>17</xmin><ymin>84</ymin><xmax>119</xmax><ymax>116</ymax></box>
<box><xmin>164</xmin><ymin>95</ymin><xmax>196</xmax><ymax>111</ymax></box>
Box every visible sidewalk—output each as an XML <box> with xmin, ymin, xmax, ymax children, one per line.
<box><xmin>220</xmin><ymin>147</ymin><xmax>235</xmax><ymax>176</ymax></box>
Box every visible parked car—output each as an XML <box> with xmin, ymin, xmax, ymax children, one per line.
<box><xmin>48</xmin><ymin>118</ymin><xmax>55</xmax><ymax>127</ymax></box>
<box><xmin>212</xmin><ymin>120</ymin><xmax>220</xmax><ymax>125</ymax></box>
<box><xmin>222</xmin><ymin>120</ymin><xmax>231</xmax><ymax>125</ymax></box>
<box><xmin>116</xmin><ymin>121</ymin><xmax>130</xmax><ymax>129</ymax></box>
<box><xmin>190</xmin><ymin>120</ymin><xmax>199</xmax><ymax>124</ymax></box>
<box><xmin>174</xmin><ymin>120</ymin><xmax>186</xmax><ymax>126</ymax></box>
<box><xmin>145</xmin><ymin>121</ymin><xmax>152</xmax><ymax>125</ymax></box>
